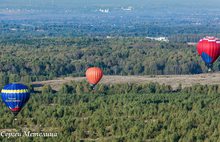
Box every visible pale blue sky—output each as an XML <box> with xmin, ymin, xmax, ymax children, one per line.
<box><xmin>0</xmin><ymin>0</ymin><xmax>220</xmax><ymax>9</ymax></box>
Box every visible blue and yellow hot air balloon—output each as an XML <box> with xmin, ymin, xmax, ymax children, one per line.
<box><xmin>1</xmin><ymin>83</ymin><xmax>30</xmax><ymax>116</ymax></box>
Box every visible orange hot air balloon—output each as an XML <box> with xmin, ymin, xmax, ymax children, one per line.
<box><xmin>86</xmin><ymin>67</ymin><xmax>103</xmax><ymax>88</ymax></box>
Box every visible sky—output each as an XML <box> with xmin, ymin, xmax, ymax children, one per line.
<box><xmin>0</xmin><ymin>0</ymin><xmax>220</xmax><ymax>9</ymax></box>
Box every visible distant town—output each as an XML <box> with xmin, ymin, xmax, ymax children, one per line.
<box><xmin>0</xmin><ymin>5</ymin><xmax>220</xmax><ymax>41</ymax></box>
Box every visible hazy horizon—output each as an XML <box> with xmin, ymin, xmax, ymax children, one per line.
<box><xmin>1</xmin><ymin>0</ymin><xmax>220</xmax><ymax>9</ymax></box>
<box><xmin>1</xmin><ymin>0</ymin><xmax>220</xmax><ymax>35</ymax></box>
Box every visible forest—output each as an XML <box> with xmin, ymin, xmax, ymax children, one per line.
<box><xmin>0</xmin><ymin>23</ymin><xmax>220</xmax><ymax>142</ymax></box>
<box><xmin>0</xmin><ymin>82</ymin><xmax>220</xmax><ymax>141</ymax></box>
<box><xmin>1</xmin><ymin>1</ymin><xmax>220</xmax><ymax>141</ymax></box>
<box><xmin>0</xmin><ymin>34</ymin><xmax>219</xmax><ymax>142</ymax></box>
<box><xmin>0</xmin><ymin>36</ymin><xmax>218</xmax><ymax>84</ymax></box>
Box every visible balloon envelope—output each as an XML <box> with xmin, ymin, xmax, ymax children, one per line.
<box><xmin>197</xmin><ymin>36</ymin><xmax>220</xmax><ymax>65</ymax></box>
<box><xmin>1</xmin><ymin>83</ymin><xmax>30</xmax><ymax>115</ymax></box>
<box><xmin>86</xmin><ymin>67</ymin><xmax>103</xmax><ymax>86</ymax></box>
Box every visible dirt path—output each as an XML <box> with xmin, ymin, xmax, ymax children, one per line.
<box><xmin>32</xmin><ymin>72</ymin><xmax>220</xmax><ymax>91</ymax></box>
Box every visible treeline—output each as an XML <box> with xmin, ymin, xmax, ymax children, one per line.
<box><xmin>43</xmin><ymin>80</ymin><xmax>220</xmax><ymax>96</ymax></box>
<box><xmin>0</xmin><ymin>37</ymin><xmax>216</xmax><ymax>81</ymax></box>
<box><xmin>0</xmin><ymin>83</ymin><xmax>220</xmax><ymax>141</ymax></box>
<box><xmin>2</xmin><ymin>20</ymin><xmax>220</xmax><ymax>39</ymax></box>
<box><xmin>169</xmin><ymin>34</ymin><xmax>220</xmax><ymax>43</ymax></box>
<box><xmin>43</xmin><ymin>81</ymin><xmax>173</xmax><ymax>95</ymax></box>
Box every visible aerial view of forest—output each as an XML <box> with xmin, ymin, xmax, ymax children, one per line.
<box><xmin>1</xmin><ymin>0</ymin><xmax>220</xmax><ymax>141</ymax></box>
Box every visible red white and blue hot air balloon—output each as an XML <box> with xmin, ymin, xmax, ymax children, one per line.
<box><xmin>1</xmin><ymin>83</ymin><xmax>30</xmax><ymax>116</ymax></box>
<box><xmin>197</xmin><ymin>36</ymin><xmax>220</xmax><ymax>71</ymax></box>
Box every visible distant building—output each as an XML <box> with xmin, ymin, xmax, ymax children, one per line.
<box><xmin>10</xmin><ymin>28</ymin><xmax>17</xmax><ymax>31</ymax></box>
<box><xmin>121</xmin><ymin>6</ymin><xmax>134</xmax><ymax>11</ymax></box>
<box><xmin>106</xmin><ymin>36</ymin><xmax>112</xmax><ymax>39</ymax></box>
<box><xmin>146</xmin><ymin>37</ymin><xmax>169</xmax><ymax>42</ymax></box>
<box><xmin>187</xmin><ymin>42</ymin><xmax>197</xmax><ymax>46</ymax></box>
<box><xmin>98</xmin><ymin>9</ymin><xmax>109</xmax><ymax>13</ymax></box>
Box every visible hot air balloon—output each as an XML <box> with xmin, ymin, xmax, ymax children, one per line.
<box><xmin>1</xmin><ymin>83</ymin><xmax>30</xmax><ymax>116</ymax></box>
<box><xmin>86</xmin><ymin>67</ymin><xmax>103</xmax><ymax>89</ymax></box>
<box><xmin>197</xmin><ymin>36</ymin><xmax>220</xmax><ymax>71</ymax></box>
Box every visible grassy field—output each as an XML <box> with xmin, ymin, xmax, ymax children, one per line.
<box><xmin>32</xmin><ymin>72</ymin><xmax>220</xmax><ymax>91</ymax></box>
